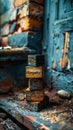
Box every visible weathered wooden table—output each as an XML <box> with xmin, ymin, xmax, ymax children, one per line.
<box><xmin>0</xmin><ymin>92</ymin><xmax>73</xmax><ymax>130</ymax></box>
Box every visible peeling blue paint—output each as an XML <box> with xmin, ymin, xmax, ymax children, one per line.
<box><xmin>8</xmin><ymin>32</ymin><xmax>28</xmax><ymax>47</ymax></box>
<box><xmin>43</xmin><ymin>0</ymin><xmax>73</xmax><ymax>92</ymax></box>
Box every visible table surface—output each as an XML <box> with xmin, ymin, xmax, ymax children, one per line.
<box><xmin>0</xmin><ymin>89</ymin><xmax>73</xmax><ymax>130</ymax></box>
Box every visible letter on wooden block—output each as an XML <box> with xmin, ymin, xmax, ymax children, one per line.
<box><xmin>26</xmin><ymin>66</ymin><xmax>44</xmax><ymax>78</ymax></box>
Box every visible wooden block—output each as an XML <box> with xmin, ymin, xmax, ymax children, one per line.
<box><xmin>26</xmin><ymin>66</ymin><xmax>44</xmax><ymax>78</ymax></box>
<box><xmin>28</xmin><ymin>54</ymin><xmax>44</xmax><ymax>66</ymax></box>
<box><xmin>24</xmin><ymin>96</ymin><xmax>49</xmax><ymax>112</ymax></box>
<box><xmin>26</xmin><ymin>89</ymin><xmax>44</xmax><ymax>102</ymax></box>
<box><xmin>28</xmin><ymin>79</ymin><xmax>43</xmax><ymax>90</ymax></box>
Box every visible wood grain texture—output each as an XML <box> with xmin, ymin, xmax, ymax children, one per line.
<box><xmin>26</xmin><ymin>89</ymin><xmax>44</xmax><ymax>102</ymax></box>
<box><xmin>26</xmin><ymin>66</ymin><xmax>44</xmax><ymax>78</ymax></box>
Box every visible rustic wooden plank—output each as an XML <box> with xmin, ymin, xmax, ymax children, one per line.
<box><xmin>0</xmin><ymin>46</ymin><xmax>29</xmax><ymax>55</ymax></box>
<box><xmin>26</xmin><ymin>66</ymin><xmax>44</xmax><ymax>78</ymax></box>
<box><xmin>28</xmin><ymin>54</ymin><xmax>44</xmax><ymax>66</ymax></box>
<box><xmin>26</xmin><ymin>89</ymin><xmax>44</xmax><ymax>102</ymax></box>
<box><xmin>59</xmin><ymin>32</ymin><xmax>70</xmax><ymax>69</ymax></box>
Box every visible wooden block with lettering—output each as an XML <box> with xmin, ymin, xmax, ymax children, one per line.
<box><xmin>26</xmin><ymin>66</ymin><xmax>44</xmax><ymax>78</ymax></box>
<box><xmin>28</xmin><ymin>79</ymin><xmax>43</xmax><ymax>91</ymax></box>
<box><xmin>24</xmin><ymin>96</ymin><xmax>49</xmax><ymax>112</ymax></box>
<box><xmin>28</xmin><ymin>54</ymin><xmax>44</xmax><ymax>66</ymax></box>
<box><xmin>26</xmin><ymin>89</ymin><xmax>44</xmax><ymax>102</ymax></box>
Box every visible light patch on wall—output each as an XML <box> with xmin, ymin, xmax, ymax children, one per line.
<box><xmin>59</xmin><ymin>32</ymin><xmax>70</xmax><ymax>69</ymax></box>
<box><xmin>14</xmin><ymin>0</ymin><xmax>27</xmax><ymax>7</ymax></box>
<box><xmin>56</xmin><ymin>47</ymin><xmax>59</xmax><ymax>54</ymax></box>
<box><xmin>52</xmin><ymin>60</ymin><xmax>56</xmax><ymax>69</ymax></box>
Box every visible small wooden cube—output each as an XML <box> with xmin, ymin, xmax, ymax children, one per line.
<box><xmin>26</xmin><ymin>66</ymin><xmax>44</xmax><ymax>78</ymax></box>
<box><xmin>28</xmin><ymin>79</ymin><xmax>43</xmax><ymax>91</ymax></box>
<box><xmin>24</xmin><ymin>96</ymin><xmax>49</xmax><ymax>112</ymax></box>
<box><xmin>28</xmin><ymin>54</ymin><xmax>44</xmax><ymax>66</ymax></box>
<box><xmin>26</xmin><ymin>89</ymin><xmax>44</xmax><ymax>102</ymax></box>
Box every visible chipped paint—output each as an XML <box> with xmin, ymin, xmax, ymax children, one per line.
<box><xmin>43</xmin><ymin>0</ymin><xmax>73</xmax><ymax>92</ymax></box>
<box><xmin>59</xmin><ymin>32</ymin><xmax>70</xmax><ymax>69</ymax></box>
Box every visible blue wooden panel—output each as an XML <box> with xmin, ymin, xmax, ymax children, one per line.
<box><xmin>68</xmin><ymin>32</ymin><xmax>73</xmax><ymax>69</ymax></box>
<box><xmin>44</xmin><ymin>0</ymin><xmax>73</xmax><ymax>92</ymax></box>
<box><xmin>58</xmin><ymin>0</ymin><xmax>73</xmax><ymax>19</ymax></box>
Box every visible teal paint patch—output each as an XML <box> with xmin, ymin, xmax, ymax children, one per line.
<box><xmin>52</xmin><ymin>70</ymin><xmax>73</xmax><ymax>92</ymax></box>
<box><xmin>8</xmin><ymin>32</ymin><xmax>28</xmax><ymax>47</ymax></box>
<box><xmin>0</xmin><ymin>0</ymin><xmax>13</xmax><ymax>15</ymax></box>
<box><xmin>10</xmin><ymin>22</ymin><xmax>16</xmax><ymax>34</ymax></box>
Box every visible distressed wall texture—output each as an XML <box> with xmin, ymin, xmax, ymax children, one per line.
<box><xmin>0</xmin><ymin>0</ymin><xmax>43</xmax><ymax>49</ymax></box>
<box><xmin>0</xmin><ymin>0</ymin><xmax>44</xmax><ymax>91</ymax></box>
<box><xmin>43</xmin><ymin>0</ymin><xmax>73</xmax><ymax>92</ymax></box>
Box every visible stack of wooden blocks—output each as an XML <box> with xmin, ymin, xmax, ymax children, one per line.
<box><xmin>25</xmin><ymin>54</ymin><xmax>48</xmax><ymax>112</ymax></box>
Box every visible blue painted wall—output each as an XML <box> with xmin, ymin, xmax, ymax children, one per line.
<box><xmin>43</xmin><ymin>0</ymin><xmax>73</xmax><ymax>93</ymax></box>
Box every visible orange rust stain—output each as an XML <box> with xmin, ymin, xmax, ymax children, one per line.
<box><xmin>19</xmin><ymin>17</ymin><xmax>43</xmax><ymax>31</ymax></box>
<box><xmin>19</xmin><ymin>17</ymin><xmax>30</xmax><ymax>31</ymax></box>
<box><xmin>59</xmin><ymin>32</ymin><xmax>70</xmax><ymax>69</ymax></box>
<box><xmin>29</xmin><ymin>18</ymin><xmax>43</xmax><ymax>28</ymax></box>
<box><xmin>26</xmin><ymin>116</ymin><xmax>36</xmax><ymax>122</ymax></box>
